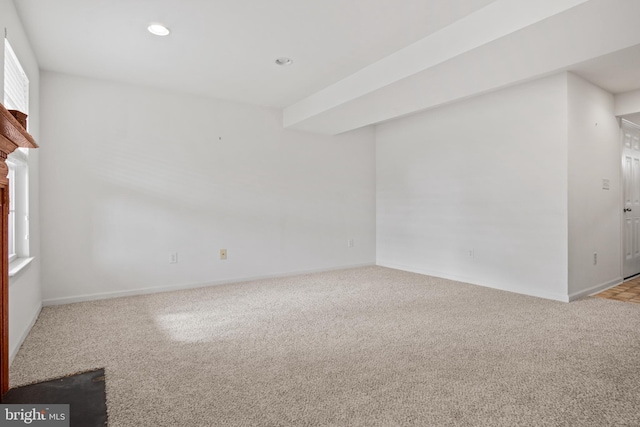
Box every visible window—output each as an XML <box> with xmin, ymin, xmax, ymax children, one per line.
<box><xmin>3</xmin><ymin>38</ymin><xmax>32</xmax><ymax>275</ymax></box>
<box><xmin>7</xmin><ymin>164</ymin><xmax>15</xmax><ymax>261</ymax></box>
<box><xmin>6</xmin><ymin>152</ymin><xmax>28</xmax><ymax>264</ymax></box>
<box><xmin>4</xmin><ymin>40</ymin><xmax>28</xmax><ymax>113</ymax></box>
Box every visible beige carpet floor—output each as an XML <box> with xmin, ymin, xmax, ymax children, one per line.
<box><xmin>10</xmin><ymin>266</ymin><xmax>640</xmax><ymax>426</ymax></box>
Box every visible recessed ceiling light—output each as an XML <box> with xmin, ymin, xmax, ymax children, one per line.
<box><xmin>275</xmin><ymin>57</ymin><xmax>293</xmax><ymax>66</ymax></box>
<box><xmin>148</xmin><ymin>23</ymin><xmax>171</xmax><ymax>36</ymax></box>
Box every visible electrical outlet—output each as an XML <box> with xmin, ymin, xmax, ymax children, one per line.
<box><xmin>220</xmin><ymin>249</ymin><xmax>227</xmax><ymax>260</ymax></box>
<box><xmin>593</xmin><ymin>252</ymin><xmax>597</xmax><ymax>265</ymax></box>
<box><xmin>468</xmin><ymin>249</ymin><xmax>474</xmax><ymax>258</ymax></box>
<box><xmin>347</xmin><ymin>238</ymin><xmax>354</xmax><ymax>248</ymax></box>
<box><xmin>170</xmin><ymin>252</ymin><xmax>178</xmax><ymax>264</ymax></box>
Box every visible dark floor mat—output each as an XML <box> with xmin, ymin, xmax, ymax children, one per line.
<box><xmin>2</xmin><ymin>369</ymin><xmax>107</xmax><ymax>426</ymax></box>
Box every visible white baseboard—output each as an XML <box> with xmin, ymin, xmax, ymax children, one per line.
<box><xmin>10</xmin><ymin>303</ymin><xmax>42</xmax><ymax>365</ymax></box>
<box><xmin>42</xmin><ymin>262</ymin><xmax>376</xmax><ymax>306</ymax></box>
<box><xmin>568</xmin><ymin>277</ymin><xmax>623</xmax><ymax>301</ymax></box>
<box><xmin>377</xmin><ymin>261</ymin><xmax>571</xmax><ymax>302</ymax></box>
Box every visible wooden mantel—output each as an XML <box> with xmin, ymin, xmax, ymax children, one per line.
<box><xmin>0</xmin><ymin>104</ymin><xmax>38</xmax><ymax>153</ymax></box>
<box><xmin>0</xmin><ymin>102</ymin><xmax>38</xmax><ymax>395</ymax></box>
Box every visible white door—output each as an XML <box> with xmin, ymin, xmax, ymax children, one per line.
<box><xmin>622</xmin><ymin>120</ymin><xmax>640</xmax><ymax>278</ymax></box>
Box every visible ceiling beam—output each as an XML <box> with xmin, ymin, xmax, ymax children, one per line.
<box><xmin>284</xmin><ymin>0</ymin><xmax>639</xmax><ymax>135</ymax></box>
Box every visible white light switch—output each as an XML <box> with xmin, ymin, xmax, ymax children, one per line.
<box><xmin>602</xmin><ymin>179</ymin><xmax>610</xmax><ymax>190</ymax></box>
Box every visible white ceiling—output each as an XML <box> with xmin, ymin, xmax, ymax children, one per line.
<box><xmin>622</xmin><ymin>113</ymin><xmax>640</xmax><ymax>126</ymax></box>
<box><xmin>13</xmin><ymin>0</ymin><xmax>640</xmax><ymax>134</ymax></box>
<box><xmin>13</xmin><ymin>0</ymin><xmax>496</xmax><ymax>108</ymax></box>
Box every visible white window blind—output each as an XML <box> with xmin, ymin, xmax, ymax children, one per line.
<box><xmin>4</xmin><ymin>38</ymin><xmax>29</xmax><ymax>115</ymax></box>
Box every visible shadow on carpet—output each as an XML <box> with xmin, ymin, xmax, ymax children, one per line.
<box><xmin>2</xmin><ymin>368</ymin><xmax>107</xmax><ymax>427</ymax></box>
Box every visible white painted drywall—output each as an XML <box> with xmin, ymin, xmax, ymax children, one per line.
<box><xmin>567</xmin><ymin>73</ymin><xmax>621</xmax><ymax>299</ymax></box>
<box><xmin>376</xmin><ymin>74</ymin><xmax>569</xmax><ymax>301</ymax></box>
<box><xmin>284</xmin><ymin>0</ymin><xmax>589</xmax><ymax>129</ymax></box>
<box><xmin>39</xmin><ymin>71</ymin><xmax>376</xmax><ymax>303</ymax></box>
<box><xmin>615</xmin><ymin>89</ymin><xmax>640</xmax><ymax>117</ymax></box>
<box><xmin>0</xmin><ymin>0</ymin><xmax>43</xmax><ymax>362</ymax></box>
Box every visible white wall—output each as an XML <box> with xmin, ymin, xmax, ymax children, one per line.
<box><xmin>567</xmin><ymin>73</ymin><xmax>621</xmax><ymax>299</ymax></box>
<box><xmin>376</xmin><ymin>74</ymin><xmax>569</xmax><ymax>301</ymax></box>
<box><xmin>0</xmin><ymin>0</ymin><xmax>42</xmax><ymax>361</ymax></box>
<box><xmin>40</xmin><ymin>71</ymin><xmax>376</xmax><ymax>304</ymax></box>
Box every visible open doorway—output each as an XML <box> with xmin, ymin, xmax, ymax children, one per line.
<box><xmin>621</xmin><ymin>118</ymin><xmax>640</xmax><ymax>279</ymax></box>
<box><xmin>592</xmin><ymin>116</ymin><xmax>640</xmax><ymax>304</ymax></box>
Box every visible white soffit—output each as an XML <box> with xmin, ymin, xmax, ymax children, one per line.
<box><xmin>284</xmin><ymin>0</ymin><xmax>640</xmax><ymax>134</ymax></box>
<box><xmin>615</xmin><ymin>89</ymin><xmax>640</xmax><ymax>117</ymax></box>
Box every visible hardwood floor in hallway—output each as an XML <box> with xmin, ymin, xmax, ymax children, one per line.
<box><xmin>594</xmin><ymin>278</ymin><xmax>640</xmax><ymax>304</ymax></box>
